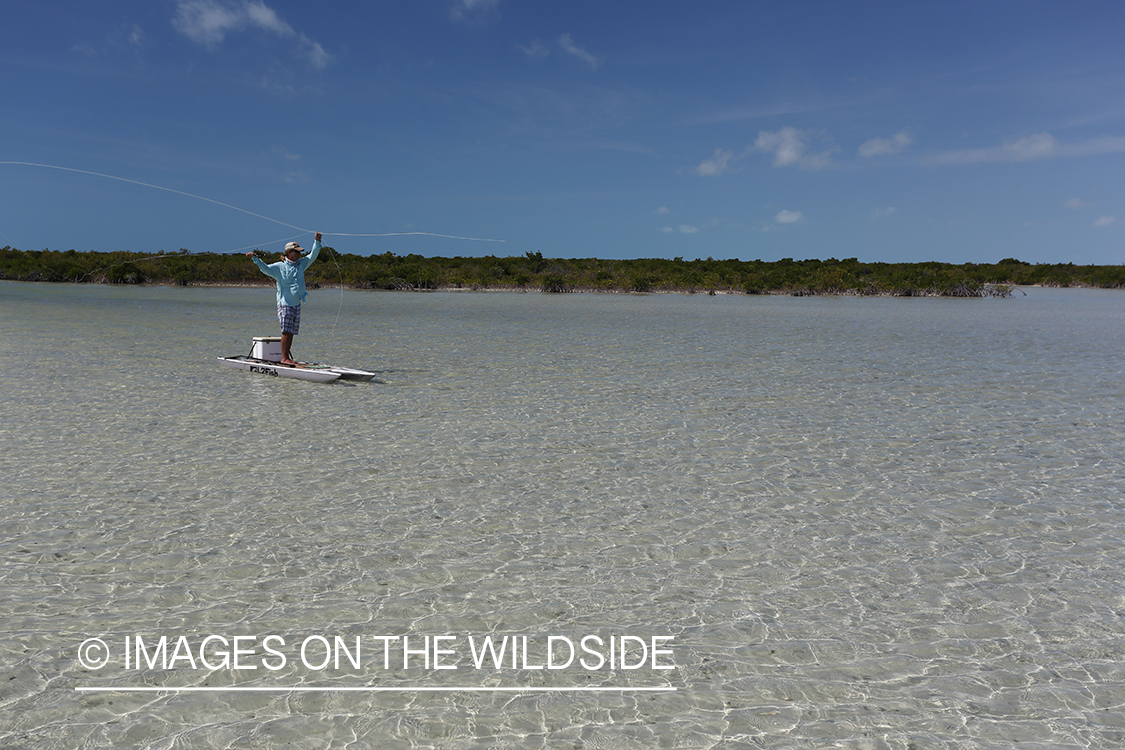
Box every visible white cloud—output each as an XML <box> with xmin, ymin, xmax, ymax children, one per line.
<box><xmin>660</xmin><ymin>226</ymin><xmax>675</xmax><ymax>233</ymax></box>
<box><xmin>755</xmin><ymin>127</ymin><xmax>805</xmax><ymax>166</ymax></box>
<box><xmin>242</xmin><ymin>1</ymin><xmax>291</xmax><ymax>37</ymax></box>
<box><xmin>1095</xmin><ymin>216</ymin><xmax>1116</xmax><ymax>227</ymax></box>
<box><xmin>655</xmin><ymin>206</ymin><xmax>670</xmax><ymax>215</ymax></box>
<box><xmin>300</xmin><ymin>38</ymin><xmax>331</xmax><ymax>69</ymax></box>
<box><xmin>1064</xmin><ymin>197</ymin><xmax>1087</xmax><ymax>209</ymax></box>
<box><xmin>695</xmin><ymin>148</ymin><xmax>736</xmax><ymax>177</ymax></box>
<box><xmin>174</xmin><ymin>0</ymin><xmax>297</xmax><ymax>46</ymax></box>
<box><xmin>859</xmin><ymin>130</ymin><xmax>914</xmax><ymax>157</ymax></box>
<box><xmin>694</xmin><ymin>126</ymin><xmax>835</xmax><ymax>177</ymax></box>
<box><xmin>451</xmin><ymin>0</ymin><xmax>499</xmax><ymax>22</ymax></box>
<box><xmin>923</xmin><ymin>133</ymin><xmax>1125</xmax><ymax>166</ymax></box>
<box><xmin>775</xmin><ymin>210</ymin><xmax>803</xmax><ymax>224</ymax></box>
<box><xmin>518</xmin><ymin>40</ymin><xmax>549</xmax><ymax>59</ymax></box>
<box><xmin>173</xmin><ymin>0</ymin><xmax>332</xmax><ymax>69</ymax></box>
<box><xmin>870</xmin><ymin>206</ymin><xmax>897</xmax><ymax>220</ymax></box>
<box><xmin>754</xmin><ymin>127</ymin><xmax>834</xmax><ymax>169</ymax></box>
<box><xmin>679</xmin><ymin>224</ymin><xmax>699</xmax><ymax>234</ymax></box>
<box><xmin>693</xmin><ymin>127</ymin><xmax>846</xmax><ymax>178</ymax></box>
<box><xmin>73</xmin><ymin>23</ymin><xmax>148</xmax><ymax>59</ymax></box>
<box><xmin>173</xmin><ymin>0</ymin><xmax>243</xmax><ymax>45</ymax></box>
<box><xmin>558</xmin><ymin>33</ymin><xmax>600</xmax><ymax>69</ymax></box>
<box><xmin>1004</xmin><ymin>133</ymin><xmax>1060</xmax><ymax>161</ymax></box>
<box><xmin>272</xmin><ymin>146</ymin><xmax>301</xmax><ymax>161</ymax></box>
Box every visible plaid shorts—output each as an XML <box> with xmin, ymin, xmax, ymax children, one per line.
<box><xmin>277</xmin><ymin>304</ymin><xmax>301</xmax><ymax>334</ymax></box>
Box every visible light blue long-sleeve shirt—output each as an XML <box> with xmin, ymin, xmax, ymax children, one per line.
<box><xmin>252</xmin><ymin>239</ymin><xmax>321</xmax><ymax>307</ymax></box>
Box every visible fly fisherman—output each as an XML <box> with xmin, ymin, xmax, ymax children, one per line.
<box><xmin>247</xmin><ymin>232</ymin><xmax>322</xmax><ymax>366</ymax></box>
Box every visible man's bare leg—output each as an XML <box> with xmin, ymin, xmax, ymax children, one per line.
<box><xmin>281</xmin><ymin>332</ymin><xmax>298</xmax><ymax>365</ymax></box>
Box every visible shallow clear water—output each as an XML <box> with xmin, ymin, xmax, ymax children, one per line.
<box><xmin>2</xmin><ymin>281</ymin><xmax>1124</xmax><ymax>748</ymax></box>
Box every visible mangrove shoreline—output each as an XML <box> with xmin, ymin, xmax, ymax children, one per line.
<box><xmin>2</xmin><ymin>246</ymin><xmax>1123</xmax><ymax>297</ymax></box>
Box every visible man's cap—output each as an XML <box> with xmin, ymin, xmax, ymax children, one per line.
<box><xmin>284</xmin><ymin>242</ymin><xmax>303</xmax><ymax>253</ymax></box>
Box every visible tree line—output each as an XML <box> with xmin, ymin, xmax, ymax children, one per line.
<box><xmin>2</xmin><ymin>246</ymin><xmax>1123</xmax><ymax>297</ymax></box>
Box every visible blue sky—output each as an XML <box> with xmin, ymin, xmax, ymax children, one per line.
<box><xmin>2</xmin><ymin>0</ymin><xmax>1124</xmax><ymax>264</ymax></box>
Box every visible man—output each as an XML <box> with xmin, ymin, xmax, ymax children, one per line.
<box><xmin>247</xmin><ymin>232</ymin><xmax>322</xmax><ymax>365</ymax></box>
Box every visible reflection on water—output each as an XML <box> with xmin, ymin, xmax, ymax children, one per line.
<box><xmin>2</xmin><ymin>281</ymin><xmax>1124</xmax><ymax>748</ymax></box>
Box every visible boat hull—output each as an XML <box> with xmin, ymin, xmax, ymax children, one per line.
<box><xmin>218</xmin><ymin>356</ymin><xmax>345</xmax><ymax>383</ymax></box>
<box><xmin>219</xmin><ymin>336</ymin><xmax>378</xmax><ymax>383</ymax></box>
<box><xmin>324</xmin><ymin>366</ymin><xmax>377</xmax><ymax>382</ymax></box>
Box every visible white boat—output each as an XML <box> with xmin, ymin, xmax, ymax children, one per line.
<box><xmin>218</xmin><ymin>337</ymin><xmax>377</xmax><ymax>383</ymax></box>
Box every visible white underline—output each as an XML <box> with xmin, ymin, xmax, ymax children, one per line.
<box><xmin>75</xmin><ymin>686</ymin><xmax>677</xmax><ymax>693</ymax></box>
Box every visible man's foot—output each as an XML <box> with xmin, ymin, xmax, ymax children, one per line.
<box><xmin>281</xmin><ymin>358</ymin><xmax>300</xmax><ymax>366</ymax></box>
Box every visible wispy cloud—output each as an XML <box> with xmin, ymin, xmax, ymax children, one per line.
<box><xmin>172</xmin><ymin>0</ymin><xmax>332</xmax><ymax>69</ymax></box>
<box><xmin>755</xmin><ymin>127</ymin><xmax>834</xmax><ymax>169</ymax></box>
<box><xmin>271</xmin><ymin>146</ymin><xmax>301</xmax><ymax>162</ymax></box>
<box><xmin>558</xmin><ymin>34</ymin><xmax>600</xmax><ymax>69</ymax></box>
<box><xmin>295</xmin><ymin>34</ymin><xmax>331</xmax><ymax>69</ymax></box>
<box><xmin>694</xmin><ymin>148</ymin><xmax>736</xmax><ymax>176</ymax></box>
<box><xmin>922</xmin><ymin>133</ymin><xmax>1125</xmax><ymax>165</ymax></box>
<box><xmin>174</xmin><ymin>0</ymin><xmax>277</xmax><ymax>46</ymax></box>
<box><xmin>71</xmin><ymin>22</ymin><xmax>148</xmax><ymax>60</ymax></box>
<box><xmin>756</xmin><ymin>128</ymin><xmax>806</xmax><ymax>167</ymax></box>
<box><xmin>1094</xmin><ymin>216</ymin><xmax>1116</xmax><ymax>227</ymax></box>
<box><xmin>775</xmin><ymin>210</ymin><xmax>803</xmax><ymax>224</ymax></box>
<box><xmin>859</xmin><ymin>130</ymin><xmax>913</xmax><ymax>157</ymax></box>
<box><xmin>517</xmin><ymin>40</ymin><xmax>549</xmax><ymax>60</ymax></box>
<box><xmin>659</xmin><ymin>223</ymin><xmax>699</xmax><ymax>234</ymax></box>
<box><xmin>519</xmin><ymin>32</ymin><xmax>598</xmax><ymax>65</ymax></box>
<box><xmin>450</xmin><ymin>0</ymin><xmax>499</xmax><ymax>23</ymax></box>
<box><xmin>686</xmin><ymin>101</ymin><xmax>833</xmax><ymax>127</ymax></box>
<box><xmin>696</xmin><ymin>126</ymin><xmax>1125</xmax><ymax>181</ymax></box>
<box><xmin>870</xmin><ymin>206</ymin><xmax>897</xmax><ymax>220</ymax></box>
<box><xmin>1064</xmin><ymin>197</ymin><xmax>1087</xmax><ymax>209</ymax></box>
<box><xmin>694</xmin><ymin>127</ymin><xmax>835</xmax><ymax>176</ymax></box>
